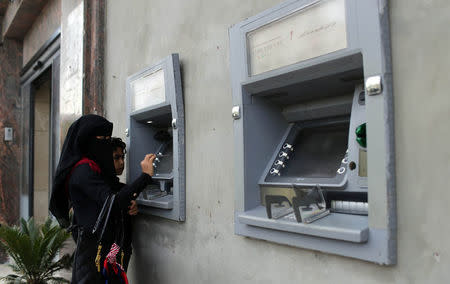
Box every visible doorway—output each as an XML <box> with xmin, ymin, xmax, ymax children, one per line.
<box><xmin>20</xmin><ymin>31</ymin><xmax>60</xmax><ymax>221</ymax></box>
<box><xmin>31</xmin><ymin>70</ymin><xmax>52</xmax><ymax>223</ymax></box>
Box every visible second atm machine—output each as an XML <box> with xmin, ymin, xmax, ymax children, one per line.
<box><xmin>126</xmin><ymin>54</ymin><xmax>185</xmax><ymax>221</ymax></box>
<box><xmin>230</xmin><ymin>0</ymin><xmax>395</xmax><ymax>264</ymax></box>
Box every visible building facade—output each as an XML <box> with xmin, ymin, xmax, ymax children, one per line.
<box><xmin>1</xmin><ymin>0</ymin><xmax>449</xmax><ymax>283</ymax></box>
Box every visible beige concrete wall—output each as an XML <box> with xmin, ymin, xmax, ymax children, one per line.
<box><xmin>23</xmin><ymin>0</ymin><xmax>61</xmax><ymax>66</ymax></box>
<box><xmin>389</xmin><ymin>0</ymin><xmax>450</xmax><ymax>282</ymax></box>
<box><xmin>59</xmin><ymin>0</ymin><xmax>83</xmax><ymax>141</ymax></box>
<box><xmin>104</xmin><ymin>0</ymin><xmax>450</xmax><ymax>283</ymax></box>
<box><xmin>33</xmin><ymin>79</ymin><xmax>50</xmax><ymax>224</ymax></box>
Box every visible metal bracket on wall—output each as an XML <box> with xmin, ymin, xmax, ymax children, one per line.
<box><xmin>172</xmin><ymin>118</ymin><xmax>177</xmax><ymax>129</ymax></box>
<box><xmin>232</xmin><ymin>105</ymin><xmax>241</xmax><ymax>120</ymax></box>
<box><xmin>365</xmin><ymin>76</ymin><xmax>382</xmax><ymax>96</ymax></box>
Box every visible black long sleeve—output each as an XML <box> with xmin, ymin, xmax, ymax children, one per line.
<box><xmin>69</xmin><ymin>163</ymin><xmax>151</xmax><ymax>229</ymax></box>
<box><xmin>116</xmin><ymin>173</ymin><xmax>151</xmax><ymax>208</ymax></box>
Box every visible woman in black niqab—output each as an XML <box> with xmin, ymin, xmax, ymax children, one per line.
<box><xmin>50</xmin><ymin>114</ymin><xmax>118</xmax><ymax>227</ymax></box>
<box><xmin>49</xmin><ymin>114</ymin><xmax>155</xmax><ymax>283</ymax></box>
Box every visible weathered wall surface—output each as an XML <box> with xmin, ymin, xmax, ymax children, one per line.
<box><xmin>82</xmin><ymin>0</ymin><xmax>105</xmax><ymax>115</ymax></box>
<box><xmin>59</xmin><ymin>0</ymin><xmax>83</xmax><ymax>140</ymax></box>
<box><xmin>0</xmin><ymin>39</ymin><xmax>22</xmax><ymax>259</ymax></box>
<box><xmin>104</xmin><ymin>0</ymin><xmax>450</xmax><ymax>283</ymax></box>
<box><xmin>22</xmin><ymin>0</ymin><xmax>61</xmax><ymax>66</ymax></box>
<box><xmin>389</xmin><ymin>0</ymin><xmax>450</xmax><ymax>282</ymax></box>
<box><xmin>0</xmin><ymin>39</ymin><xmax>22</xmax><ymax>226</ymax></box>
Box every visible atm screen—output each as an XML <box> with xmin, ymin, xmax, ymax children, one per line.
<box><xmin>284</xmin><ymin>123</ymin><xmax>349</xmax><ymax>178</ymax></box>
<box><xmin>265</xmin><ymin>121</ymin><xmax>349</xmax><ymax>182</ymax></box>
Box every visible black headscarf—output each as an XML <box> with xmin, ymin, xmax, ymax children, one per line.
<box><xmin>50</xmin><ymin>114</ymin><xmax>118</xmax><ymax>227</ymax></box>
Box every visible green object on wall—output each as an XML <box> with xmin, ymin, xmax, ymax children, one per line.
<box><xmin>356</xmin><ymin>123</ymin><xmax>367</xmax><ymax>148</ymax></box>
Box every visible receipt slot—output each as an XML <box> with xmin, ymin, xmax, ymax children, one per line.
<box><xmin>230</xmin><ymin>0</ymin><xmax>395</xmax><ymax>264</ymax></box>
<box><xmin>126</xmin><ymin>54</ymin><xmax>185</xmax><ymax>221</ymax></box>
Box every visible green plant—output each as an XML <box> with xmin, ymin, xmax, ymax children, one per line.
<box><xmin>0</xmin><ymin>218</ymin><xmax>72</xmax><ymax>284</ymax></box>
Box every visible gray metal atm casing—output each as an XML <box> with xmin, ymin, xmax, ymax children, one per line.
<box><xmin>229</xmin><ymin>0</ymin><xmax>395</xmax><ymax>264</ymax></box>
<box><xmin>126</xmin><ymin>54</ymin><xmax>185</xmax><ymax>222</ymax></box>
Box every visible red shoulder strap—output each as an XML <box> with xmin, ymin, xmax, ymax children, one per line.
<box><xmin>65</xmin><ymin>158</ymin><xmax>101</xmax><ymax>197</ymax></box>
<box><xmin>72</xmin><ymin>157</ymin><xmax>101</xmax><ymax>175</ymax></box>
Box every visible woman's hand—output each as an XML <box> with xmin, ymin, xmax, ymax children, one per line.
<box><xmin>128</xmin><ymin>200</ymin><xmax>138</xmax><ymax>215</ymax></box>
<box><xmin>141</xmin><ymin>153</ymin><xmax>157</xmax><ymax>176</ymax></box>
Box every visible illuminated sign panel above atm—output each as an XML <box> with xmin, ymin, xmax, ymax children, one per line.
<box><xmin>247</xmin><ymin>0</ymin><xmax>347</xmax><ymax>76</ymax></box>
<box><xmin>130</xmin><ymin>69</ymin><xmax>166</xmax><ymax>112</ymax></box>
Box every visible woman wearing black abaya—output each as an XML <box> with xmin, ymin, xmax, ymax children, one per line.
<box><xmin>49</xmin><ymin>114</ymin><xmax>155</xmax><ymax>283</ymax></box>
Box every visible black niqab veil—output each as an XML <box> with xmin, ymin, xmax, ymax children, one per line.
<box><xmin>50</xmin><ymin>114</ymin><xmax>118</xmax><ymax>227</ymax></box>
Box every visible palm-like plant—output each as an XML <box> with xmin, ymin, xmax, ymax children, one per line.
<box><xmin>0</xmin><ymin>218</ymin><xmax>72</xmax><ymax>284</ymax></box>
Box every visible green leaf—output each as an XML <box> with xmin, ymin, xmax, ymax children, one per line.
<box><xmin>0</xmin><ymin>274</ymin><xmax>27</xmax><ymax>284</ymax></box>
<box><xmin>0</xmin><ymin>217</ymin><xmax>72</xmax><ymax>283</ymax></box>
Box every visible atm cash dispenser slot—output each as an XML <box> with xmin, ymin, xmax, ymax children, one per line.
<box><xmin>127</xmin><ymin>54</ymin><xmax>185</xmax><ymax>221</ymax></box>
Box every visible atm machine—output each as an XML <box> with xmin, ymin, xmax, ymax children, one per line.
<box><xmin>230</xmin><ymin>0</ymin><xmax>395</xmax><ymax>264</ymax></box>
<box><xmin>126</xmin><ymin>54</ymin><xmax>185</xmax><ymax>221</ymax></box>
